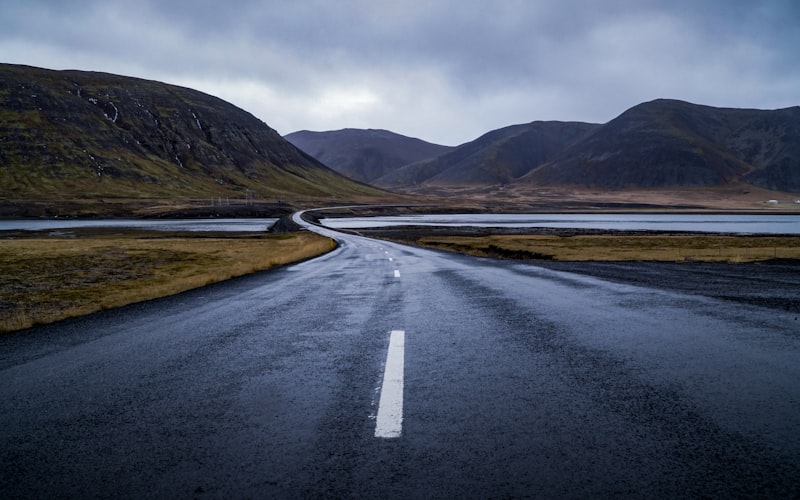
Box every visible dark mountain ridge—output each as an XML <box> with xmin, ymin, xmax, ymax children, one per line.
<box><xmin>368</xmin><ymin>99</ymin><xmax>798</xmax><ymax>194</ymax></box>
<box><xmin>284</xmin><ymin>128</ymin><xmax>452</xmax><ymax>183</ymax></box>
<box><xmin>375</xmin><ymin>121</ymin><xmax>599</xmax><ymax>187</ymax></box>
<box><xmin>0</xmin><ymin>63</ymin><xmax>384</xmax><ymax>214</ymax></box>
<box><xmin>523</xmin><ymin>99</ymin><xmax>800</xmax><ymax>190</ymax></box>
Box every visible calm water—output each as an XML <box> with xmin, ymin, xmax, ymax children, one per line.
<box><xmin>0</xmin><ymin>218</ymin><xmax>278</xmax><ymax>232</ymax></box>
<box><xmin>321</xmin><ymin>213</ymin><xmax>800</xmax><ymax>234</ymax></box>
<box><xmin>4</xmin><ymin>214</ymin><xmax>800</xmax><ymax>235</ymax></box>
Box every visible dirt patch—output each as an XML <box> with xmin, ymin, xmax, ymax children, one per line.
<box><xmin>534</xmin><ymin>260</ymin><xmax>800</xmax><ymax>314</ymax></box>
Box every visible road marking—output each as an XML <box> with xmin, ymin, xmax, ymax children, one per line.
<box><xmin>394</xmin><ymin>269</ymin><xmax>401</xmax><ymax>278</ymax></box>
<box><xmin>375</xmin><ymin>330</ymin><xmax>405</xmax><ymax>438</ymax></box>
<box><xmin>389</xmin><ymin>257</ymin><xmax>393</xmax><ymax>262</ymax></box>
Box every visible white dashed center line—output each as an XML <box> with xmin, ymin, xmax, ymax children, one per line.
<box><xmin>375</xmin><ymin>330</ymin><xmax>405</xmax><ymax>438</ymax></box>
<box><xmin>394</xmin><ymin>269</ymin><xmax>401</xmax><ymax>278</ymax></box>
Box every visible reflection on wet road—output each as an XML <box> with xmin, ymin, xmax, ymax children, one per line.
<box><xmin>1</xmin><ymin>214</ymin><xmax>798</xmax><ymax>497</ymax></box>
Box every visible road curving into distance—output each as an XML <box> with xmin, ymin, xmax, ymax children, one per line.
<box><xmin>1</xmin><ymin>210</ymin><xmax>799</xmax><ymax>497</ymax></box>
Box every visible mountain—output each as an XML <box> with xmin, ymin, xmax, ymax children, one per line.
<box><xmin>522</xmin><ymin>99</ymin><xmax>800</xmax><ymax>190</ymax></box>
<box><xmin>369</xmin><ymin>99</ymin><xmax>799</xmax><ymax>195</ymax></box>
<box><xmin>0</xmin><ymin>63</ymin><xmax>386</xmax><ymax>215</ymax></box>
<box><xmin>374</xmin><ymin>121</ymin><xmax>599</xmax><ymax>187</ymax></box>
<box><xmin>284</xmin><ymin>128</ymin><xmax>452</xmax><ymax>183</ymax></box>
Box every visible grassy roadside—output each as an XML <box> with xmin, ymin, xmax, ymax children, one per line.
<box><xmin>413</xmin><ymin>234</ymin><xmax>800</xmax><ymax>263</ymax></box>
<box><xmin>0</xmin><ymin>229</ymin><xmax>336</xmax><ymax>333</ymax></box>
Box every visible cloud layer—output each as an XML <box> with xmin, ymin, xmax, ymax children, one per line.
<box><xmin>2</xmin><ymin>0</ymin><xmax>798</xmax><ymax>145</ymax></box>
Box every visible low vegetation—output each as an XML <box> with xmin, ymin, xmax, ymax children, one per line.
<box><xmin>415</xmin><ymin>234</ymin><xmax>800</xmax><ymax>263</ymax></box>
<box><xmin>0</xmin><ymin>229</ymin><xmax>335</xmax><ymax>333</ymax></box>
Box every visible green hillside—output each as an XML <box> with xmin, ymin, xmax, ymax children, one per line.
<box><xmin>0</xmin><ymin>64</ymin><xmax>388</xmax><ymax>216</ymax></box>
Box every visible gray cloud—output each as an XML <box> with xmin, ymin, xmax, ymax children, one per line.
<box><xmin>1</xmin><ymin>0</ymin><xmax>798</xmax><ymax>145</ymax></box>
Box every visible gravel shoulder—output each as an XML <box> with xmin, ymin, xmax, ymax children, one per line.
<box><xmin>534</xmin><ymin>259</ymin><xmax>800</xmax><ymax>314</ymax></box>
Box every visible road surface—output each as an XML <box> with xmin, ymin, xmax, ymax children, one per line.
<box><xmin>1</xmin><ymin>214</ymin><xmax>799</xmax><ymax>497</ymax></box>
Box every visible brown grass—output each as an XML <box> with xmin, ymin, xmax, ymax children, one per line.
<box><xmin>0</xmin><ymin>230</ymin><xmax>336</xmax><ymax>333</ymax></box>
<box><xmin>417</xmin><ymin>234</ymin><xmax>800</xmax><ymax>263</ymax></box>
<box><xmin>396</xmin><ymin>184</ymin><xmax>800</xmax><ymax>212</ymax></box>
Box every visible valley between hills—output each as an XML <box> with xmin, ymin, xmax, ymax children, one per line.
<box><xmin>2</xmin><ymin>63</ymin><xmax>799</xmax><ymax>332</ymax></box>
<box><xmin>285</xmin><ymin>100</ymin><xmax>800</xmax><ymax>213</ymax></box>
<box><xmin>1</xmin><ymin>63</ymin><xmax>799</xmax><ymax>216</ymax></box>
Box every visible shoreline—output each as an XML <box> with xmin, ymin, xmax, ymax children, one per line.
<box><xmin>351</xmin><ymin>224</ymin><xmax>800</xmax><ymax>239</ymax></box>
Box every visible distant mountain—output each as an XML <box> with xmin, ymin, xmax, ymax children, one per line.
<box><xmin>370</xmin><ymin>99</ymin><xmax>799</xmax><ymax>194</ymax></box>
<box><xmin>523</xmin><ymin>99</ymin><xmax>800</xmax><ymax>190</ymax></box>
<box><xmin>284</xmin><ymin>128</ymin><xmax>452</xmax><ymax>183</ymax></box>
<box><xmin>374</xmin><ymin>121</ymin><xmax>599</xmax><ymax>187</ymax></box>
<box><xmin>0</xmin><ymin>63</ymin><xmax>385</xmax><ymax>214</ymax></box>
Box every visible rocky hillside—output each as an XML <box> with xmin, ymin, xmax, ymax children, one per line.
<box><xmin>284</xmin><ymin>128</ymin><xmax>452</xmax><ymax>183</ymax></box>
<box><xmin>523</xmin><ymin>99</ymin><xmax>800</xmax><ymax>190</ymax></box>
<box><xmin>0</xmin><ymin>64</ymin><xmax>386</xmax><ymax>214</ymax></box>
<box><xmin>375</xmin><ymin>121</ymin><xmax>598</xmax><ymax>187</ymax></box>
<box><xmin>371</xmin><ymin>99</ymin><xmax>799</xmax><ymax>194</ymax></box>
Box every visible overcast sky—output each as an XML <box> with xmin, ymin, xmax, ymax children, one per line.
<box><xmin>1</xmin><ymin>0</ymin><xmax>798</xmax><ymax>145</ymax></box>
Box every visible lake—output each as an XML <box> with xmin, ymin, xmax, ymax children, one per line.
<box><xmin>3</xmin><ymin>214</ymin><xmax>799</xmax><ymax>235</ymax></box>
<box><xmin>0</xmin><ymin>218</ymin><xmax>278</xmax><ymax>232</ymax></box>
<box><xmin>320</xmin><ymin>213</ymin><xmax>800</xmax><ymax>235</ymax></box>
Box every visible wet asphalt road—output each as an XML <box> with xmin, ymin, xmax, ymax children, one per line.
<box><xmin>2</xmin><ymin>217</ymin><xmax>799</xmax><ymax>498</ymax></box>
